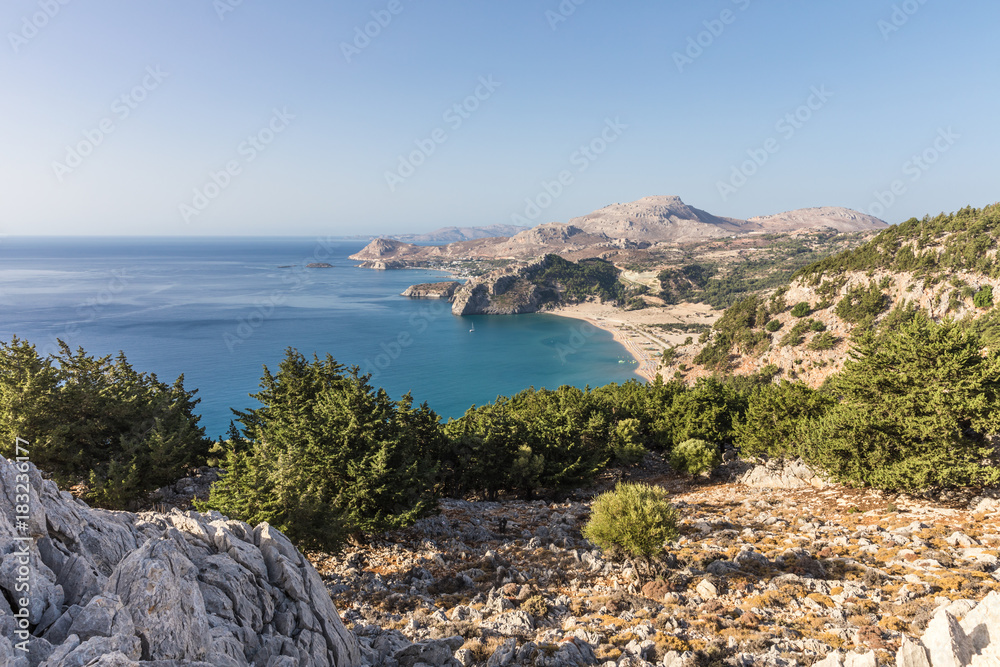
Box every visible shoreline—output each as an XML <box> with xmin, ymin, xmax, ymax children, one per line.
<box><xmin>545</xmin><ymin>300</ymin><xmax>721</xmax><ymax>384</ymax></box>
<box><xmin>545</xmin><ymin>307</ymin><xmax>660</xmax><ymax>383</ymax></box>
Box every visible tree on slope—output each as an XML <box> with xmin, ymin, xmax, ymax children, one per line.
<box><xmin>204</xmin><ymin>349</ymin><xmax>445</xmax><ymax>551</ymax></box>
<box><xmin>803</xmin><ymin>314</ymin><xmax>1000</xmax><ymax>490</ymax></box>
<box><xmin>0</xmin><ymin>337</ymin><xmax>210</xmax><ymax>508</ymax></box>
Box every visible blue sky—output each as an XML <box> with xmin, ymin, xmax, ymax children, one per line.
<box><xmin>1</xmin><ymin>0</ymin><xmax>997</xmax><ymax>236</ymax></box>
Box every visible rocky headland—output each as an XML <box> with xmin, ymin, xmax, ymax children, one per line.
<box><xmin>402</xmin><ymin>282</ymin><xmax>463</xmax><ymax>299</ymax></box>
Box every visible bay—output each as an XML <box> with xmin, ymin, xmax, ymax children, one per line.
<box><xmin>0</xmin><ymin>237</ymin><xmax>642</xmax><ymax>438</ymax></box>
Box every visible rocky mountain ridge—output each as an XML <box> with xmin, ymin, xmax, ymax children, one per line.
<box><xmin>349</xmin><ymin>197</ymin><xmax>887</xmax><ymax>270</ymax></box>
<box><xmin>386</xmin><ymin>225</ymin><xmax>530</xmax><ymax>244</ymax></box>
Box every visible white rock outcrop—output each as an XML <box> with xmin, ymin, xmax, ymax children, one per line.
<box><xmin>0</xmin><ymin>456</ymin><xmax>360</xmax><ymax>666</ymax></box>
<box><xmin>736</xmin><ymin>458</ymin><xmax>829</xmax><ymax>490</ymax></box>
<box><xmin>895</xmin><ymin>592</ymin><xmax>1000</xmax><ymax>667</ymax></box>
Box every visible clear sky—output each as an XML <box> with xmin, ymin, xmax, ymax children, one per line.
<box><xmin>2</xmin><ymin>0</ymin><xmax>997</xmax><ymax>236</ymax></box>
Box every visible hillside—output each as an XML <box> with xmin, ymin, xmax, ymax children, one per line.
<box><xmin>747</xmin><ymin>207</ymin><xmax>889</xmax><ymax>234</ymax></box>
<box><xmin>666</xmin><ymin>203</ymin><xmax>1000</xmax><ymax>386</ymax></box>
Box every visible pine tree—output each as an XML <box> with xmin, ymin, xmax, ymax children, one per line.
<box><xmin>803</xmin><ymin>315</ymin><xmax>1000</xmax><ymax>490</ymax></box>
<box><xmin>203</xmin><ymin>349</ymin><xmax>446</xmax><ymax>551</ymax></box>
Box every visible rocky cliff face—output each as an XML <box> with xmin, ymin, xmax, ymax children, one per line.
<box><xmin>450</xmin><ymin>258</ymin><xmax>555</xmax><ymax>316</ymax></box>
<box><xmin>401</xmin><ymin>282</ymin><xmax>462</xmax><ymax>299</ymax></box>
<box><xmin>0</xmin><ymin>456</ymin><xmax>360</xmax><ymax>667</ymax></box>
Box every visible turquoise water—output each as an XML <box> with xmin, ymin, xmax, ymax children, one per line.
<box><xmin>0</xmin><ymin>237</ymin><xmax>642</xmax><ymax>438</ymax></box>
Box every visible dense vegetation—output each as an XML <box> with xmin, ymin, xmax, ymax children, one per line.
<box><xmin>203</xmin><ymin>350</ymin><xmax>445</xmax><ymax>551</ymax></box>
<box><xmin>532</xmin><ymin>254</ymin><xmax>629</xmax><ymax>304</ymax></box>
<box><xmin>795</xmin><ymin>203</ymin><xmax>1000</xmax><ymax>284</ymax></box>
<box><xmin>738</xmin><ymin>313</ymin><xmax>1000</xmax><ymax>490</ymax></box>
<box><xmin>0</xmin><ymin>337</ymin><xmax>210</xmax><ymax>508</ymax></box>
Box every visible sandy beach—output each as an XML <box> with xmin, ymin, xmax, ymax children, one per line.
<box><xmin>546</xmin><ymin>300</ymin><xmax>720</xmax><ymax>383</ymax></box>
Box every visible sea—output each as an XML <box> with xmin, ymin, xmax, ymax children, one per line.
<box><xmin>0</xmin><ymin>237</ymin><xmax>642</xmax><ymax>438</ymax></box>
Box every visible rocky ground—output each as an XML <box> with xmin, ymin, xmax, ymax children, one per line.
<box><xmin>310</xmin><ymin>457</ymin><xmax>1000</xmax><ymax>667</ymax></box>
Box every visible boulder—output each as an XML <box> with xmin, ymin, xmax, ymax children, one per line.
<box><xmin>737</xmin><ymin>459</ymin><xmax>828</xmax><ymax>489</ymax></box>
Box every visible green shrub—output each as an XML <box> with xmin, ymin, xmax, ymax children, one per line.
<box><xmin>734</xmin><ymin>382</ymin><xmax>834</xmax><ymax>459</ymax></box>
<box><xmin>801</xmin><ymin>314</ymin><xmax>1000</xmax><ymax>491</ymax></box>
<box><xmin>669</xmin><ymin>438</ymin><xmax>721</xmax><ymax>476</ymax></box>
<box><xmin>791</xmin><ymin>302</ymin><xmax>811</xmax><ymax>318</ymax></box>
<box><xmin>779</xmin><ymin>319</ymin><xmax>811</xmax><ymax>347</ymax></box>
<box><xmin>807</xmin><ymin>331</ymin><xmax>837</xmax><ymax>351</ymax></box>
<box><xmin>609</xmin><ymin>418</ymin><xmax>647</xmax><ymax>465</ymax></box>
<box><xmin>0</xmin><ymin>338</ymin><xmax>210</xmax><ymax>509</ymax></box>
<box><xmin>809</xmin><ymin>320</ymin><xmax>827</xmax><ymax>332</ymax></box>
<box><xmin>835</xmin><ymin>282</ymin><xmax>889</xmax><ymax>324</ymax></box>
<box><xmin>582</xmin><ymin>482</ymin><xmax>680</xmax><ymax>557</ymax></box>
<box><xmin>974</xmin><ymin>285</ymin><xmax>994</xmax><ymax>309</ymax></box>
<box><xmin>765</xmin><ymin>319</ymin><xmax>783</xmax><ymax>332</ymax></box>
<box><xmin>203</xmin><ymin>349</ymin><xmax>446</xmax><ymax>551</ymax></box>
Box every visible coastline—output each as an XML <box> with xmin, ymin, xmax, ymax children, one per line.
<box><xmin>545</xmin><ymin>301</ymin><xmax>721</xmax><ymax>383</ymax></box>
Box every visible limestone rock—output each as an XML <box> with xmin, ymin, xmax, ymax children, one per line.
<box><xmin>696</xmin><ymin>579</ymin><xmax>718</xmax><ymax>599</ymax></box>
<box><xmin>737</xmin><ymin>459</ymin><xmax>828</xmax><ymax>489</ymax></box>
<box><xmin>896</xmin><ymin>637</ymin><xmax>930</xmax><ymax>667</ymax></box>
<box><xmin>0</xmin><ymin>455</ymin><xmax>360</xmax><ymax>667</ymax></box>
<box><xmin>959</xmin><ymin>590</ymin><xmax>1000</xmax><ymax>652</ymax></box>
<box><xmin>920</xmin><ymin>608</ymin><xmax>974</xmax><ymax>667</ymax></box>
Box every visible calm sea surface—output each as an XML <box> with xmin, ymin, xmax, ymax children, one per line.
<box><xmin>0</xmin><ymin>237</ymin><xmax>641</xmax><ymax>438</ymax></box>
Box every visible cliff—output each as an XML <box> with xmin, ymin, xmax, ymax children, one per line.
<box><xmin>401</xmin><ymin>281</ymin><xmax>462</xmax><ymax>299</ymax></box>
<box><xmin>450</xmin><ymin>260</ymin><xmax>554</xmax><ymax>316</ymax></box>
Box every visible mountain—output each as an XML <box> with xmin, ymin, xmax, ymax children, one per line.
<box><xmin>667</xmin><ymin>203</ymin><xmax>1000</xmax><ymax>386</ymax></box>
<box><xmin>386</xmin><ymin>224</ymin><xmax>529</xmax><ymax>243</ymax></box>
<box><xmin>567</xmin><ymin>195</ymin><xmax>753</xmax><ymax>242</ymax></box>
<box><xmin>748</xmin><ymin>206</ymin><xmax>890</xmax><ymax>233</ymax></box>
